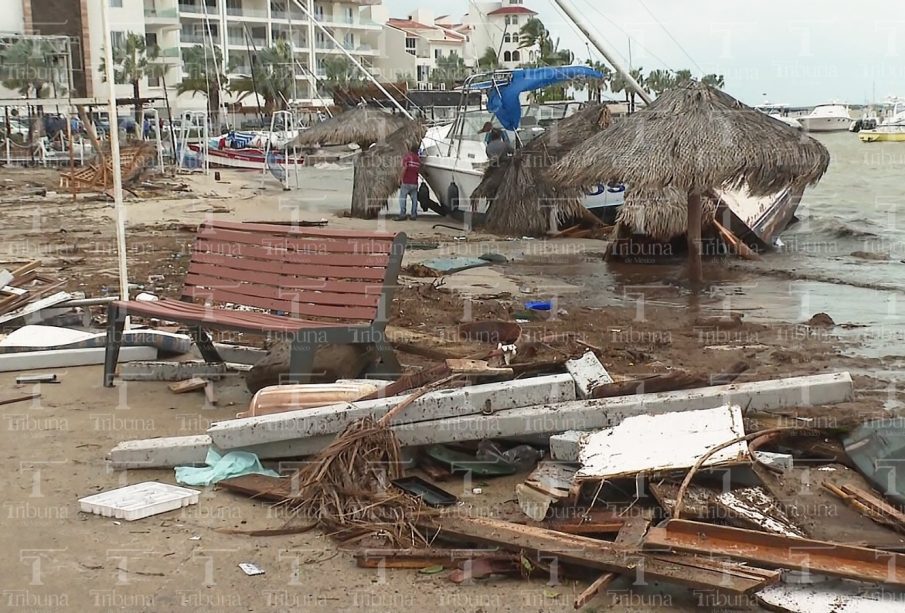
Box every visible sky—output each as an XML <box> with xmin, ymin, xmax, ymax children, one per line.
<box><xmin>384</xmin><ymin>0</ymin><xmax>905</xmax><ymax>106</ymax></box>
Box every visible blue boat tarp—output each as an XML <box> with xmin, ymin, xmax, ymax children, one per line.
<box><xmin>487</xmin><ymin>66</ymin><xmax>604</xmax><ymax>130</ymax></box>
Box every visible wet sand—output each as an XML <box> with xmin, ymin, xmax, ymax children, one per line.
<box><xmin>0</xmin><ymin>163</ymin><xmax>899</xmax><ymax>611</ymax></box>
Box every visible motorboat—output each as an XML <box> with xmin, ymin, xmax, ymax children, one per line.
<box><xmin>858</xmin><ymin>100</ymin><xmax>905</xmax><ymax>142</ymax></box>
<box><xmin>419</xmin><ymin>66</ymin><xmax>628</xmax><ymax>224</ymax></box>
<box><xmin>797</xmin><ymin>103</ymin><xmax>851</xmax><ymax>132</ymax></box>
<box><xmin>754</xmin><ymin>102</ymin><xmax>802</xmax><ymax>130</ymax></box>
<box><xmin>419</xmin><ymin>66</ymin><xmax>806</xmax><ymax>248</ymax></box>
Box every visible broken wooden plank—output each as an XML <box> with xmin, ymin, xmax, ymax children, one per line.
<box><xmin>755</xmin><ymin>580</ymin><xmax>897</xmax><ymax>612</ymax></box>
<box><xmin>423</xmin><ymin>515</ymin><xmax>778</xmax><ymax>593</ymax></box>
<box><xmin>0</xmin><ymin>291</ymin><xmax>73</xmax><ymax>324</ymax></box>
<box><xmin>543</xmin><ymin>510</ymin><xmax>625</xmax><ymax>536</ymax></box>
<box><xmin>444</xmin><ymin>358</ymin><xmax>513</xmax><ymax>377</ymax></box>
<box><xmin>715</xmin><ymin>487</ymin><xmax>806</xmax><ymax>538</ymax></box>
<box><xmin>566</xmin><ymin>351</ymin><xmax>613</xmax><ymax>398</ymax></box>
<box><xmin>0</xmin><ymin>346</ymin><xmax>156</xmax><ymax>372</ymax></box>
<box><xmin>613</xmin><ymin>514</ymin><xmax>653</xmax><ymax>548</ymax></box>
<box><xmin>575</xmin><ymin>405</ymin><xmax>749</xmax><ymax>482</ymax></box>
<box><xmin>644</xmin><ymin>519</ymin><xmax>905</xmax><ymax>586</ymax></box>
<box><xmin>753</xmin><ymin>463</ymin><xmax>905</xmax><ymax>548</ymax></box>
<box><xmin>516</xmin><ymin>484</ymin><xmax>555</xmax><ymax>522</ymax></box>
<box><xmin>573</xmin><ymin>572</ymin><xmax>617</xmax><ymax>609</ymax></box>
<box><xmin>168</xmin><ymin>378</ymin><xmax>208</xmax><ymax>394</ymax></box>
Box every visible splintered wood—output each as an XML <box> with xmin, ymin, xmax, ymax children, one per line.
<box><xmin>0</xmin><ymin>261</ymin><xmax>68</xmax><ymax>322</ymax></box>
<box><xmin>59</xmin><ymin>142</ymin><xmax>156</xmax><ymax>192</ymax></box>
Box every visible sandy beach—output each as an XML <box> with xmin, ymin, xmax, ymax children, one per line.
<box><xmin>0</xmin><ymin>164</ymin><xmax>897</xmax><ymax>612</ymax></box>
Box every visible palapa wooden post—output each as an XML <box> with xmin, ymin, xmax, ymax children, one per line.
<box><xmin>687</xmin><ymin>191</ymin><xmax>703</xmax><ymax>285</ymax></box>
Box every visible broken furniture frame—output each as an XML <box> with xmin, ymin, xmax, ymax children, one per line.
<box><xmin>103</xmin><ymin>221</ymin><xmax>407</xmax><ymax>386</ymax></box>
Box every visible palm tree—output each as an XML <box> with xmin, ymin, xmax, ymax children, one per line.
<box><xmin>478</xmin><ymin>47</ymin><xmax>500</xmax><ymax>70</ymax></box>
<box><xmin>518</xmin><ymin>17</ymin><xmax>547</xmax><ymax>49</ymax></box>
<box><xmin>585</xmin><ymin>60</ymin><xmax>611</xmax><ymax>102</ymax></box>
<box><xmin>177</xmin><ymin>45</ymin><xmax>228</xmax><ymax>128</ymax></box>
<box><xmin>645</xmin><ymin>69</ymin><xmax>676</xmax><ymax>96</ymax></box>
<box><xmin>322</xmin><ymin>56</ymin><xmax>360</xmax><ymax>91</ymax></box>
<box><xmin>0</xmin><ymin>36</ymin><xmax>62</xmax><ymax>98</ymax></box>
<box><xmin>100</xmin><ymin>32</ymin><xmax>160</xmax><ymax>124</ymax></box>
<box><xmin>229</xmin><ymin>40</ymin><xmax>294</xmax><ymax>113</ymax></box>
<box><xmin>674</xmin><ymin>69</ymin><xmax>693</xmax><ymax>85</ymax></box>
<box><xmin>627</xmin><ymin>67</ymin><xmax>648</xmax><ymax>113</ymax></box>
<box><xmin>702</xmin><ymin>73</ymin><xmax>725</xmax><ymax>88</ymax></box>
<box><xmin>429</xmin><ymin>51</ymin><xmax>467</xmax><ymax>88</ymax></box>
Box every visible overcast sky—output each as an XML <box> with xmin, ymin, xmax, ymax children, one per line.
<box><xmin>385</xmin><ymin>0</ymin><xmax>905</xmax><ymax>106</ymax></box>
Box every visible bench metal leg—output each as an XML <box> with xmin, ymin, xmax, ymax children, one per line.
<box><xmin>286</xmin><ymin>336</ymin><xmax>318</xmax><ymax>384</ymax></box>
<box><xmin>103</xmin><ymin>304</ymin><xmax>126</xmax><ymax>387</ymax></box>
<box><xmin>370</xmin><ymin>337</ymin><xmax>402</xmax><ymax>380</ymax></box>
<box><xmin>191</xmin><ymin>326</ymin><xmax>223</xmax><ymax>364</ymax></box>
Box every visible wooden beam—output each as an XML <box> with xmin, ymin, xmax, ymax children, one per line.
<box><xmin>423</xmin><ymin>515</ymin><xmax>778</xmax><ymax>594</ymax></box>
<box><xmin>644</xmin><ymin>520</ymin><xmax>905</xmax><ymax>586</ymax></box>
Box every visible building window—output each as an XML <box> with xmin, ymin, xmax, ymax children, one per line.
<box><xmin>511</xmin><ymin>50</ymin><xmax>520</xmax><ymax>62</ymax></box>
<box><xmin>110</xmin><ymin>0</ymin><xmax>123</xmax><ymax>7</ymax></box>
<box><xmin>111</xmin><ymin>31</ymin><xmax>126</xmax><ymax>49</ymax></box>
<box><xmin>316</xmin><ymin>30</ymin><xmax>327</xmax><ymax>47</ymax></box>
<box><xmin>512</xmin><ymin>16</ymin><xmax>519</xmax><ymax>24</ymax></box>
<box><xmin>344</xmin><ymin>33</ymin><xmax>354</xmax><ymax>49</ymax></box>
<box><xmin>504</xmin><ymin>16</ymin><xmax>510</xmax><ymax>25</ymax></box>
<box><xmin>434</xmin><ymin>49</ymin><xmax>441</xmax><ymax>59</ymax></box>
<box><xmin>504</xmin><ymin>33</ymin><xmax>511</xmax><ymax>43</ymax></box>
<box><xmin>346</xmin><ymin>7</ymin><xmax>354</xmax><ymax>23</ymax></box>
<box><xmin>405</xmin><ymin>37</ymin><xmax>416</xmax><ymax>55</ymax></box>
<box><xmin>314</xmin><ymin>3</ymin><xmax>325</xmax><ymax>20</ymax></box>
<box><xmin>503</xmin><ymin>50</ymin><xmax>512</xmax><ymax>62</ymax></box>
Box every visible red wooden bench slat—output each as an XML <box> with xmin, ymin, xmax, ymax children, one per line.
<box><xmin>114</xmin><ymin>299</ymin><xmax>354</xmax><ymax>332</ymax></box>
<box><xmin>185</xmin><ymin>262</ymin><xmax>384</xmax><ymax>295</ymax></box>
<box><xmin>194</xmin><ymin>239</ymin><xmax>391</xmax><ymax>268</ymax></box>
<box><xmin>181</xmin><ymin>286</ymin><xmax>377</xmax><ymax>321</ymax></box>
<box><xmin>189</xmin><ymin>252</ymin><xmax>387</xmax><ymax>281</ymax></box>
<box><xmin>182</xmin><ymin>273</ymin><xmax>381</xmax><ymax>308</ymax></box>
<box><xmin>202</xmin><ymin>220</ymin><xmax>397</xmax><ymax>240</ymax></box>
<box><xmin>197</xmin><ymin>227</ymin><xmax>394</xmax><ymax>255</ymax></box>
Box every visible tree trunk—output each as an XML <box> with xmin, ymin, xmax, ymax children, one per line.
<box><xmin>687</xmin><ymin>191</ymin><xmax>703</xmax><ymax>286</ymax></box>
<box><xmin>133</xmin><ymin>80</ymin><xmax>142</xmax><ymax>126</ymax></box>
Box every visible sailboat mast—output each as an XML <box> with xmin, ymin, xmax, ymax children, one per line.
<box><xmin>551</xmin><ymin>0</ymin><xmax>652</xmax><ymax>105</ymax></box>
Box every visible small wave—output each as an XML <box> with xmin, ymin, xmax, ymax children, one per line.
<box><xmin>799</xmin><ymin>215</ymin><xmax>881</xmax><ymax>239</ymax></box>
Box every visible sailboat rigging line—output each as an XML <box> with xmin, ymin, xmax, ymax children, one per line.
<box><xmin>637</xmin><ymin>0</ymin><xmax>704</xmax><ymax>75</ymax></box>
<box><xmin>200</xmin><ymin>0</ymin><xmax>228</xmax><ymax>130</ymax></box>
<box><xmin>569</xmin><ymin>0</ymin><xmax>675</xmax><ymax>73</ymax></box>
<box><xmin>292</xmin><ymin>60</ymin><xmax>334</xmax><ymax>117</ymax></box>
<box><xmin>289</xmin><ymin>0</ymin><xmax>412</xmax><ymax>118</ymax></box>
<box><xmin>242</xmin><ymin>24</ymin><xmax>265</xmax><ymax>125</ymax></box>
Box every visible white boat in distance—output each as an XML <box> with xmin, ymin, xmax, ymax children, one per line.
<box><xmin>798</xmin><ymin>104</ymin><xmax>851</xmax><ymax>132</ymax></box>
<box><xmin>753</xmin><ymin>102</ymin><xmax>802</xmax><ymax>130</ymax></box>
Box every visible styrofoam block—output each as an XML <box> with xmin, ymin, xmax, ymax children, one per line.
<box><xmin>79</xmin><ymin>482</ymin><xmax>199</xmax><ymax>521</ymax></box>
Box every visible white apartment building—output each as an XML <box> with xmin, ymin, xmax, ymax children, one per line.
<box><xmin>3</xmin><ymin>0</ymin><xmax>382</xmax><ymax>110</ymax></box>
<box><xmin>379</xmin><ymin>8</ymin><xmax>469</xmax><ymax>88</ymax></box>
<box><xmin>462</xmin><ymin>0</ymin><xmax>538</xmax><ymax>68</ymax></box>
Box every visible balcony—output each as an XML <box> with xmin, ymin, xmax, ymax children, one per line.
<box><xmin>145</xmin><ymin>7</ymin><xmax>179</xmax><ymax>20</ymax></box>
<box><xmin>180</xmin><ymin>33</ymin><xmax>209</xmax><ymax>44</ymax></box>
<box><xmin>158</xmin><ymin>47</ymin><xmax>182</xmax><ymax>62</ymax></box>
<box><xmin>226</xmin><ymin>6</ymin><xmax>268</xmax><ymax>18</ymax></box>
<box><xmin>227</xmin><ymin>35</ymin><xmax>266</xmax><ymax>47</ymax></box>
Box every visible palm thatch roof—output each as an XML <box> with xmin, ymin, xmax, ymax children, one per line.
<box><xmin>473</xmin><ymin>103</ymin><xmax>613</xmax><ymax>237</ymax></box>
<box><xmin>350</xmin><ymin>120</ymin><xmax>426</xmax><ymax>219</ymax></box>
<box><xmin>549</xmin><ymin>82</ymin><xmax>830</xmax><ymax>196</ymax></box>
<box><xmin>293</xmin><ymin>107</ymin><xmax>410</xmax><ymax>149</ymax></box>
<box><xmin>614</xmin><ymin>187</ymin><xmax>718</xmax><ymax>241</ymax></box>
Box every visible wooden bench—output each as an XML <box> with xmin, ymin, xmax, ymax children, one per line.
<box><xmin>103</xmin><ymin>220</ymin><xmax>407</xmax><ymax>386</ymax></box>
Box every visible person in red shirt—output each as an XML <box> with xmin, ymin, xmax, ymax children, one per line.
<box><xmin>396</xmin><ymin>144</ymin><xmax>422</xmax><ymax>221</ymax></box>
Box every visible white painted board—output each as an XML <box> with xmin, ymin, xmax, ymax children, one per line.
<box><xmin>0</xmin><ymin>346</ymin><xmax>157</xmax><ymax>372</ymax></box>
<box><xmin>575</xmin><ymin>405</ymin><xmax>748</xmax><ymax>480</ymax></box>
<box><xmin>79</xmin><ymin>482</ymin><xmax>199</xmax><ymax>521</ymax></box>
<box><xmin>756</xmin><ymin>581</ymin><xmax>903</xmax><ymax>612</ymax></box>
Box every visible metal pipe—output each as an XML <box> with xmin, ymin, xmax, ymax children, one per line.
<box><xmin>100</xmin><ymin>1</ymin><xmax>131</xmax><ymax>307</ymax></box>
<box><xmin>552</xmin><ymin>0</ymin><xmax>652</xmax><ymax>105</ymax></box>
<box><xmin>289</xmin><ymin>0</ymin><xmax>413</xmax><ymax>119</ymax></box>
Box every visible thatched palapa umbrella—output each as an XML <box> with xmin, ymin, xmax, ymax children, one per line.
<box><xmin>472</xmin><ymin>103</ymin><xmax>613</xmax><ymax>237</ymax></box>
<box><xmin>293</xmin><ymin>107</ymin><xmax>409</xmax><ymax>150</ymax></box>
<box><xmin>350</xmin><ymin>120</ymin><xmax>426</xmax><ymax>219</ymax></box>
<box><xmin>549</xmin><ymin>81</ymin><xmax>830</xmax><ymax>283</ymax></box>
